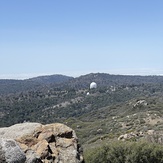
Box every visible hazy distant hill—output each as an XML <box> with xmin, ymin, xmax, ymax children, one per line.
<box><xmin>1</xmin><ymin>73</ymin><xmax>163</xmax><ymax>95</ymax></box>
<box><xmin>0</xmin><ymin>74</ymin><xmax>73</xmax><ymax>95</ymax></box>
<box><xmin>27</xmin><ymin>74</ymin><xmax>74</xmax><ymax>85</ymax></box>
<box><xmin>62</xmin><ymin>73</ymin><xmax>163</xmax><ymax>90</ymax></box>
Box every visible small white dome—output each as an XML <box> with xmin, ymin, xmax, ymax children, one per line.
<box><xmin>86</xmin><ymin>92</ymin><xmax>90</xmax><ymax>95</ymax></box>
<box><xmin>90</xmin><ymin>82</ymin><xmax>97</xmax><ymax>89</ymax></box>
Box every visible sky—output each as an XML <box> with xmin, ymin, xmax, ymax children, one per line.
<box><xmin>0</xmin><ymin>0</ymin><xmax>163</xmax><ymax>79</ymax></box>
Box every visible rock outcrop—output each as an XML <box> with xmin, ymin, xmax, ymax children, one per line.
<box><xmin>118</xmin><ymin>131</ymin><xmax>144</xmax><ymax>141</ymax></box>
<box><xmin>0</xmin><ymin>139</ymin><xmax>26</xmax><ymax>163</ymax></box>
<box><xmin>0</xmin><ymin>122</ymin><xmax>84</xmax><ymax>163</ymax></box>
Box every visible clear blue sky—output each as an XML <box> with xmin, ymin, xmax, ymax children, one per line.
<box><xmin>0</xmin><ymin>0</ymin><xmax>163</xmax><ymax>79</ymax></box>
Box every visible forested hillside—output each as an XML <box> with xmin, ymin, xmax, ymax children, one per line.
<box><xmin>1</xmin><ymin>73</ymin><xmax>163</xmax><ymax>127</ymax></box>
<box><xmin>1</xmin><ymin>73</ymin><xmax>163</xmax><ymax>162</ymax></box>
<box><xmin>0</xmin><ymin>74</ymin><xmax>73</xmax><ymax>95</ymax></box>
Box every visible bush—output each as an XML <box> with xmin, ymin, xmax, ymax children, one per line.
<box><xmin>84</xmin><ymin>141</ymin><xmax>163</xmax><ymax>163</ymax></box>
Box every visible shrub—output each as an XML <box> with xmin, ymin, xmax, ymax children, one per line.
<box><xmin>84</xmin><ymin>141</ymin><xmax>163</xmax><ymax>163</ymax></box>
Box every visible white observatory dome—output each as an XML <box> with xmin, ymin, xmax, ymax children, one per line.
<box><xmin>90</xmin><ymin>82</ymin><xmax>97</xmax><ymax>89</ymax></box>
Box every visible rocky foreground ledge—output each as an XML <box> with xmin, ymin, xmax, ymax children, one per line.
<box><xmin>0</xmin><ymin>122</ymin><xmax>84</xmax><ymax>163</ymax></box>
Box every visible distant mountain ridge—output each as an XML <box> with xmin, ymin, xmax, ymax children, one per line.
<box><xmin>27</xmin><ymin>74</ymin><xmax>74</xmax><ymax>84</ymax></box>
<box><xmin>0</xmin><ymin>72</ymin><xmax>163</xmax><ymax>95</ymax></box>
<box><xmin>63</xmin><ymin>73</ymin><xmax>163</xmax><ymax>90</ymax></box>
<box><xmin>0</xmin><ymin>74</ymin><xmax>73</xmax><ymax>95</ymax></box>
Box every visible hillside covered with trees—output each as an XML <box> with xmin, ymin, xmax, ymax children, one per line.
<box><xmin>1</xmin><ymin>73</ymin><xmax>163</xmax><ymax>162</ymax></box>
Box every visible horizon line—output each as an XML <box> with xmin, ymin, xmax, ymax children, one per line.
<box><xmin>0</xmin><ymin>70</ymin><xmax>163</xmax><ymax>80</ymax></box>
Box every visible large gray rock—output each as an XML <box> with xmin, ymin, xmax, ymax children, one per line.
<box><xmin>0</xmin><ymin>123</ymin><xmax>42</xmax><ymax>139</ymax></box>
<box><xmin>0</xmin><ymin>138</ymin><xmax>26</xmax><ymax>163</ymax></box>
<box><xmin>0</xmin><ymin>123</ymin><xmax>84</xmax><ymax>163</ymax></box>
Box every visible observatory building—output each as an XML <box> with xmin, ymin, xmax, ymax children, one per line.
<box><xmin>90</xmin><ymin>82</ymin><xmax>97</xmax><ymax>89</ymax></box>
